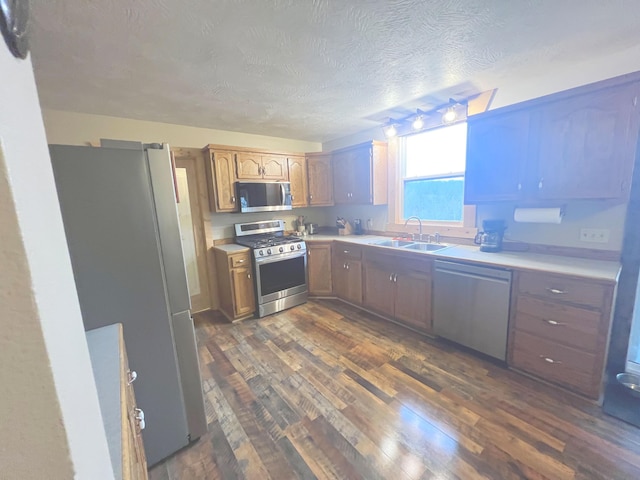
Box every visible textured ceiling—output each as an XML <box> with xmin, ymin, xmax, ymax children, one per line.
<box><xmin>29</xmin><ymin>0</ymin><xmax>640</xmax><ymax>142</ymax></box>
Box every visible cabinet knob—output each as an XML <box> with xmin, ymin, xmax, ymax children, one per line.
<box><xmin>539</xmin><ymin>355</ymin><xmax>561</xmax><ymax>365</ymax></box>
<box><xmin>389</xmin><ymin>274</ymin><xmax>393</xmax><ymax>282</ymax></box>
<box><xmin>238</xmin><ymin>259</ymin><xmax>244</xmax><ymax>263</ymax></box>
<box><xmin>134</xmin><ymin>408</ymin><xmax>146</xmax><ymax>430</ymax></box>
<box><xmin>343</xmin><ymin>263</ymin><xmax>347</xmax><ymax>269</ymax></box>
<box><xmin>546</xmin><ymin>287</ymin><xmax>566</xmax><ymax>295</ymax></box>
<box><xmin>127</xmin><ymin>370</ymin><xmax>137</xmax><ymax>385</ymax></box>
<box><xmin>248</xmin><ymin>273</ymin><xmax>251</xmax><ymax>279</ymax></box>
<box><xmin>538</xmin><ymin>178</ymin><xmax>544</xmax><ymax>189</ymax></box>
<box><xmin>291</xmin><ymin>195</ymin><xmax>294</xmax><ymax>201</ymax></box>
<box><xmin>309</xmin><ymin>194</ymin><xmax>313</xmax><ymax>200</ymax></box>
<box><xmin>231</xmin><ymin>196</ymin><xmax>236</xmax><ymax>203</ymax></box>
<box><xmin>394</xmin><ymin>274</ymin><xmax>398</xmax><ymax>283</ymax></box>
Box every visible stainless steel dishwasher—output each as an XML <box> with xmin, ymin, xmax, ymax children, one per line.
<box><xmin>433</xmin><ymin>260</ymin><xmax>512</xmax><ymax>360</ymax></box>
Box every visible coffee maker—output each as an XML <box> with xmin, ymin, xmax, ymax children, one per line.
<box><xmin>474</xmin><ymin>219</ymin><xmax>506</xmax><ymax>252</ymax></box>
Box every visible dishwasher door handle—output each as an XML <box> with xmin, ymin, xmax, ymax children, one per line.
<box><xmin>435</xmin><ymin>267</ymin><xmax>511</xmax><ymax>284</ymax></box>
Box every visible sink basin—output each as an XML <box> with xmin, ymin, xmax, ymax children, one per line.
<box><xmin>402</xmin><ymin>242</ymin><xmax>450</xmax><ymax>252</ymax></box>
<box><xmin>374</xmin><ymin>239</ymin><xmax>415</xmax><ymax>248</ymax></box>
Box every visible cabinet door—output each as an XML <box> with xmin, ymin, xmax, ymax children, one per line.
<box><xmin>333</xmin><ymin>256</ymin><xmax>362</xmax><ymax>305</ymax></box>
<box><xmin>363</xmin><ymin>260</ymin><xmax>395</xmax><ymax>318</ymax></box>
<box><xmin>212</xmin><ymin>150</ymin><xmax>237</xmax><ymax>212</ymax></box>
<box><xmin>307</xmin><ymin>155</ymin><xmax>334</xmax><ymax>206</ymax></box>
<box><xmin>287</xmin><ymin>156</ymin><xmax>308</xmax><ymax>207</ymax></box>
<box><xmin>535</xmin><ymin>86</ymin><xmax>638</xmax><ymax>200</ymax></box>
<box><xmin>261</xmin><ymin>155</ymin><xmax>289</xmax><ymax>180</ymax></box>
<box><xmin>231</xmin><ymin>267</ymin><xmax>256</xmax><ymax>317</ymax></box>
<box><xmin>395</xmin><ymin>264</ymin><xmax>432</xmax><ymax>333</ymax></box>
<box><xmin>308</xmin><ymin>243</ymin><xmax>332</xmax><ymax>295</ymax></box>
<box><xmin>332</xmin><ymin>150</ymin><xmax>352</xmax><ymax>204</ymax></box>
<box><xmin>236</xmin><ymin>153</ymin><xmax>263</xmax><ymax>179</ymax></box>
<box><xmin>465</xmin><ymin>110</ymin><xmax>530</xmax><ymax>203</ymax></box>
<box><xmin>350</xmin><ymin>148</ymin><xmax>373</xmax><ymax>204</ymax></box>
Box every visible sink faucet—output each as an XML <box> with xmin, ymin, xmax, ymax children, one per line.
<box><xmin>404</xmin><ymin>216</ymin><xmax>422</xmax><ymax>241</ymax></box>
<box><xmin>435</xmin><ymin>232</ymin><xmax>441</xmax><ymax>244</ymax></box>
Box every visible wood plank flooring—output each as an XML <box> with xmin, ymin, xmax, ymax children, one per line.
<box><xmin>149</xmin><ymin>299</ymin><xmax>640</xmax><ymax>479</ymax></box>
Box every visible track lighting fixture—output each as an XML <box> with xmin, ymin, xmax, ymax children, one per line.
<box><xmin>379</xmin><ymin>99</ymin><xmax>467</xmax><ymax>137</ymax></box>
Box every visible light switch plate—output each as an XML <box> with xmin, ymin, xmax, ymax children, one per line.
<box><xmin>580</xmin><ymin>228</ymin><xmax>610</xmax><ymax>243</ymax></box>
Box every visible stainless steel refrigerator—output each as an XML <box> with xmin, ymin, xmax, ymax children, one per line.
<box><xmin>49</xmin><ymin>142</ymin><xmax>207</xmax><ymax>466</ymax></box>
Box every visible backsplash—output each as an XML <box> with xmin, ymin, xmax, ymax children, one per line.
<box><xmin>477</xmin><ymin>200</ymin><xmax>627</xmax><ymax>251</ymax></box>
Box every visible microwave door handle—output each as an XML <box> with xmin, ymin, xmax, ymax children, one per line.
<box><xmin>280</xmin><ymin>183</ymin><xmax>285</xmax><ymax>205</ymax></box>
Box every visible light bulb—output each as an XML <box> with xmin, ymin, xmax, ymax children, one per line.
<box><xmin>384</xmin><ymin>124</ymin><xmax>397</xmax><ymax>138</ymax></box>
<box><xmin>442</xmin><ymin>107</ymin><xmax>457</xmax><ymax>123</ymax></box>
<box><xmin>412</xmin><ymin>116</ymin><xmax>424</xmax><ymax>130</ymax></box>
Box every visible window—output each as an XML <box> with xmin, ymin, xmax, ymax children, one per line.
<box><xmin>401</xmin><ymin>122</ymin><xmax>468</xmax><ymax>223</ymax></box>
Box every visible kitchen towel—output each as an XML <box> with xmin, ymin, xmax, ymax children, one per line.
<box><xmin>513</xmin><ymin>207</ymin><xmax>564</xmax><ymax>224</ymax></box>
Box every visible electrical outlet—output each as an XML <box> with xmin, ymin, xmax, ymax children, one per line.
<box><xmin>580</xmin><ymin>228</ymin><xmax>610</xmax><ymax>244</ymax></box>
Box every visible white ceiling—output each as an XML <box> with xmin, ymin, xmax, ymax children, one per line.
<box><xmin>29</xmin><ymin>0</ymin><xmax>640</xmax><ymax>143</ymax></box>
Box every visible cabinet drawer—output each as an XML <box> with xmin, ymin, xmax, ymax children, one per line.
<box><xmin>229</xmin><ymin>253</ymin><xmax>251</xmax><ymax>268</ymax></box>
<box><xmin>334</xmin><ymin>243</ymin><xmax>362</xmax><ymax>261</ymax></box>
<box><xmin>518</xmin><ymin>271</ymin><xmax>607</xmax><ymax>309</ymax></box>
<box><xmin>515</xmin><ymin>296</ymin><xmax>602</xmax><ymax>352</ymax></box>
<box><xmin>511</xmin><ymin>330</ymin><xmax>599</xmax><ymax>397</ymax></box>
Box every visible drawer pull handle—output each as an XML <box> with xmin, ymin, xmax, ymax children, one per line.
<box><xmin>542</xmin><ymin>319</ymin><xmax>565</xmax><ymax>326</ymax></box>
<box><xmin>546</xmin><ymin>288</ymin><xmax>566</xmax><ymax>295</ymax></box>
<box><xmin>127</xmin><ymin>370</ymin><xmax>138</xmax><ymax>385</ymax></box>
<box><xmin>540</xmin><ymin>355</ymin><xmax>562</xmax><ymax>365</ymax></box>
<box><xmin>134</xmin><ymin>408</ymin><xmax>146</xmax><ymax>430</ymax></box>
<box><xmin>344</xmin><ymin>250</ymin><xmax>350</xmax><ymax>254</ymax></box>
<box><xmin>237</xmin><ymin>259</ymin><xmax>245</xmax><ymax>263</ymax></box>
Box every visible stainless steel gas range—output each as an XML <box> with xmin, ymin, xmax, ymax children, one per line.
<box><xmin>234</xmin><ymin>220</ymin><xmax>307</xmax><ymax>317</ymax></box>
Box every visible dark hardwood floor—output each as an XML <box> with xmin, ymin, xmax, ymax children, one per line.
<box><xmin>149</xmin><ymin>299</ymin><xmax>640</xmax><ymax>479</ymax></box>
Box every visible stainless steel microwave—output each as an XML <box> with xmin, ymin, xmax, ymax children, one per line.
<box><xmin>237</xmin><ymin>181</ymin><xmax>292</xmax><ymax>213</ymax></box>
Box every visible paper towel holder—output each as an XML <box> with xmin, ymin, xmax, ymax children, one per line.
<box><xmin>513</xmin><ymin>206</ymin><xmax>565</xmax><ymax>224</ymax></box>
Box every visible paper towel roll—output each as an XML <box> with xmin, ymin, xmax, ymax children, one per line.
<box><xmin>514</xmin><ymin>207</ymin><xmax>563</xmax><ymax>224</ymax></box>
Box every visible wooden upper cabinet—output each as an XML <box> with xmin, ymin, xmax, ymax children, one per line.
<box><xmin>535</xmin><ymin>86</ymin><xmax>638</xmax><ymax>200</ymax></box>
<box><xmin>306</xmin><ymin>153</ymin><xmax>334</xmax><ymax>206</ymax></box>
<box><xmin>332</xmin><ymin>141</ymin><xmax>388</xmax><ymax>205</ymax></box>
<box><xmin>236</xmin><ymin>153</ymin><xmax>288</xmax><ymax>181</ymax></box>
<box><xmin>464</xmin><ymin>110</ymin><xmax>530</xmax><ymax>203</ymax></box>
<box><xmin>203</xmin><ymin>148</ymin><xmax>237</xmax><ymax>212</ymax></box>
<box><xmin>287</xmin><ymin>156</ymin><xmax>308</xmax><ymax>207</ymax></box>
<box><xmin>464</xmin><ymin>80</ymin><xmax>640</xmax><ymax>203</ymax></box>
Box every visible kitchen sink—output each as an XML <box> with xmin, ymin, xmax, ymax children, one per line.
<box><xmin>374</xmin><ymin>239</ymin><xmax>415</xmax><ymax>248</ymax></box>
<box><xmin>402</xmin><ymin>242</ymin><xmax>450</xmax><ymax>252</ymax></box>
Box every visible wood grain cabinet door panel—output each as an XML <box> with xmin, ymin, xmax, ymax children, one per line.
<box><xmin>231</xmin><ymin>266</ymin><xmax>256</xmax><ymax>317</ymax></box>
<box><xmin>535</xmin><ymin>86</ymin><xmax>637</xmax><ymax>200</ymax></box>
<box><xmin>464</xmin><ymin>109</ymin><xmax>530</xmax><ymax>203</ymax></box>
<box><xmin>236</xmin><ymin>153</ymin><xmax>263</xmax><ymax>179</ymax></box>
<box><xmin>307</xmin><ymin>155</ymin><xmax>334</xmax><ymax>206</ymax></box>
<box><xmin>261</xmin><ymin>155</ymin><xmax>288</xmax><ymax>180</ymax></box>
<box><xmin>394</xmin><ymin>264</ymin><xmax>432</xmax><ymax>333</ymax></box>
<box><xmin>212</xmin><ymin>151</ymin><xmax>237</xmax><ymax>211</ymax></box>
<box><xmin>363</xmin><ymin>260</ymin><xmax>396</xmax><ymax>318</ymax></box>
<box><xmin>307</xmin><ymin>243</ymin><xmax>332</xmax><ymax>296</ymax></box>
<box><xmin>287</xmin><ymin>156</ymin><xmax>308</xmax><ymax>207</ymax></box>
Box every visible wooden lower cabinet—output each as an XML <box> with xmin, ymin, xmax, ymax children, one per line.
<box><xmin>332</xmin><ymin>243</ymin><xmax>362</xmax><ymax>305</ymax></box>
<box><xmin>119</xmin><ymin>326</ymin><xmax>148</xmax><ymax>480</ymax></box>
<box><xmin>307</xmin><ymin>242</ymin><xmax>332</xmax><ymax>296</ymax></box>
<box><xmin>214</xmin><ymin>247</ymin><xmax>256</xmax><ymax>321</ymax></box>
<box><xmin>508</xmin><ymin>270</ymin><xmax>615</xmax><ymax>399</ymax></box>
<box><xmin>363</xmin><ymin>252</ymin><xmax>433</xmax><ymax>333</ymax></box>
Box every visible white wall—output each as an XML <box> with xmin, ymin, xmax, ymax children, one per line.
<box><xmin>42</xmin><ymin>109</ymin><xmax>321</xmax><ymax>153</ymax></box>
<box><xmin>0</xmin><ymin>49</ymin><xmax>113</xmax><ymax>478</ymax></box>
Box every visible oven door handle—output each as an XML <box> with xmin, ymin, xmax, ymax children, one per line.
<box><xmin>255</xmin><ymin>250</ymin><xmax>306</xmax><ymax>265</ymax></box>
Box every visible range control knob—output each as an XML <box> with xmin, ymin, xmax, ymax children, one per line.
<box><xmin>297</xmin><ymin>244</ymin><xmax>302</xmax><ymax>249</ymax></box>
<box><xmin>266</xmin><ymin>249</ymin><xmax>272</xmax><ymax>255</ymax></box>
<box><xmin>279</xmin><ymin>246</ymin><xmax>284</xmax><ymax>253</ymax></box>
<box><xmin>258</xmin><ymin>250</ymin><xmax>264</xmax><ymax>256</ymax></box>
<box><xmin>290</xmin><ymin>245</ymin><xmax>295</xmax><ymax>251</ymax></box>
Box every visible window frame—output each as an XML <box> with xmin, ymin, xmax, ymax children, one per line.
<box><xmin>386</xmin><ymin>130</ymin><xmax>477</xmax><ymax>239</ymax></box>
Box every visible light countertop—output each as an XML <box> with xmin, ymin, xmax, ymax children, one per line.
<box><xmin>214</xmin><ymin>243</ymin><xmax>250</xmax><ymax>253</ymax></box>
<box><xmin>305</xmin><ymin>234</ymin><xmax>620</xmax><ymax>283</ymax></box>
